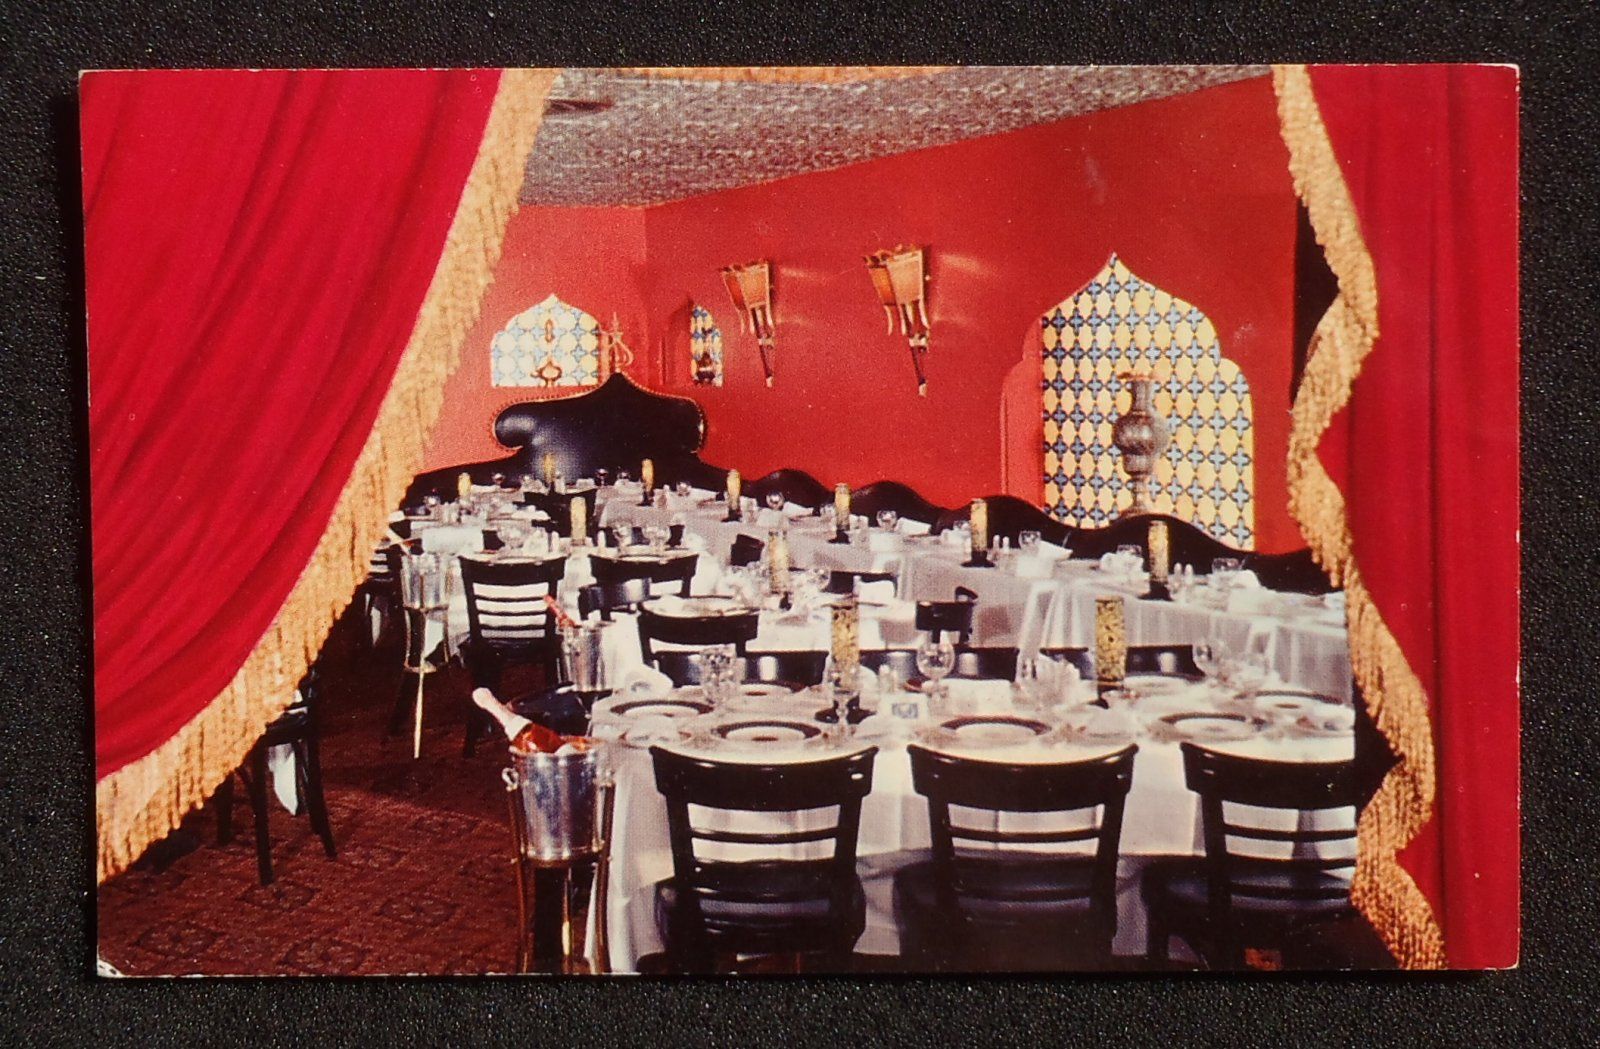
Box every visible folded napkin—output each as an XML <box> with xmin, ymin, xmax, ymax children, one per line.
<box><xmin>1232</xmin><ymin>569</ymin><xmax>1262</xmax><ymax>590</ymax></box>
<box><xmin>857</xmin><ymin>579</ymin><xmax>896</xmax><ymax>604</ymax></box>
<box><xmin>899</xmin><ymin>519</ymin><xmax>932</xmax><ymax>536</ymax></box>
<box><xmin>618</xmin><ymin>663</ymin><xmax>673</xmax><ymax>697</ymax></box>
<box><xmin>1226</xmin><ymin>587</ymin><xmax>1276</xmax><ymax>616</ymax></box>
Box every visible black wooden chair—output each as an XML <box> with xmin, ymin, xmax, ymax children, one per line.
<box><xmin>1242</xmin><ymin>548</ymin><xmax>1335</xmax><ymax>595</ymax></box>
<box><xmin>576</xmin><ymin>579</ymin><xmax>651</xmax><ymax>621</ymax></box>
<box><xmin>747</xmin><ymin>468</ymin><xmax>832</xmax><ymax>510</ymax></box>
<box><xmin>215</xmin><ymin>668</ymin><xmax>335</xmax><ymax>886</ymax></box>
<box><xmin>354</xmin><ymin>540</ymin><xmax>402</xmax><ymax>652</ymax></box>
<box><xmin>825</xmin><ymin>569</ymin><xmax>898</xmax><ymax>596</ymax></box>
<box><xmin>729</xmin><ymin>534</ymin><xmax>765</xmax><ymax>567</ymax></box>
<box><xmin>654</xmin><ymin>649</ymin><xmax>829</xmax><ymax>689</ymax></box>
<box><xmin>1140</xmin><ymin>743</ymin><xmax>1377</xmax><ymax>969</ymax></box>
<box><xmin>521</xmin><ymin>487</ymin><xmax>599</xmax><ymax>539</ymax></box>
<box><xmin>458</xmin><ymin>555</ymin><xmax>568</xmax><ymax>756</ymax></box>
<box><xmin>860</xmin><ymin>645</ymin><xmax>1019</xmax><ymax>683</ymax></box>
<box><xmin>636</xmin><ymin>606</ymin><xmax>761</xmax><ymax>666</ymax></box>
<box><xmin>914</xmin><ymin>587</ymin><xmax>977</xmax><ymax>645</ymax></box>
<box><xmin>933</xmin><ymin>495</ymin><xmax>1072</xmax><ymax>547</ymax></box>
<box><xmin>894</xmin><ymin>744</ymin><xmax>1137</xmax><ymax>971</ymax></box>
<box><xmin>589</xmin><ymin>551</ymin><xmax>698</xmax><ymax>597</ymax></box>
<box><xmin>849</xmin><ymin>480</ymin><xmax>947</xmax><ymax>526</ymax></box>
<box><xmin>649</xmin><ymin>746</ymin><xmax>878</xmax><ymax>972</ymax></box>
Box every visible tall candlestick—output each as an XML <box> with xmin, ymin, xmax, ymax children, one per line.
<box><xmin>1148</xmin><ymin>519</ymin><xmax>1170</xmax><ymax>585</ymax></box>
<box><xmin>570</xmin><ymin>495</ymin><xmax>587</xmax><ymax>544</ymax></box>
<box><xmin>457</xmin><ymin>472</ymin><xmax>473</xmax><ymax>501</ymax></box>
<box><xmin>767</xmin><ymin>529</ymin><xmax>791</xmax><ymax>594</ymax></box>
<box><xmin>831</xmin><ymin>594</ymin><xmax>861</xmax><ymax>687</ymax></box>
<box><xmin>969</xmin><ymin>498</ymin><xmax>990</xmax><ymax>565</ymax></box>
<box><xmin>542</xmin><ymin>452</ymin><xmax>557</xmax><ymax>486</ymax></box>
<box><xmin>641</xmin><ymin>459</ymin><xmax>654</xmax><ymax>491</ymax></box>
<box><xmin>726</xmin><ymin>469</ymin><xmax>742</xmax><ymax>521</ymax></box>
<box><xmin>1094</xmin><ymin>596</ymin><xmax>1127</xmax><ymax>688</ymax></box>
<box><xmin>834</xmin><ymin>483</ymin><xmax>851</xmax><ymax>521</ymax></box>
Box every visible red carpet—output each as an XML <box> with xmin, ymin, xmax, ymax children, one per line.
<box><xmin>97</xmin><ymin>626</ymin><xmax>542</xmax><ymax>976</ymax></box>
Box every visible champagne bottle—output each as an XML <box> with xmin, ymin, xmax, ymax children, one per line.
<box><xmin>543</xmin><ymin>594</ymin><xmax>579</xmax><ymax>630</ymax></box>
<box><xmin>472</xmin><ymin>687</ymin><xmax>565</xmax><ymax>753</ymax></box>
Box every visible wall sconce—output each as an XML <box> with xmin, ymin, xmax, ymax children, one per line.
<box><xmin>721</xmin><ymin>259</ymin><xmax>776</xmax><ymax>387</ymax></box>
<box><xmin>865</xmin><ymin>245</ymin><xmax>931</xmax><ymax>395</ymax></box>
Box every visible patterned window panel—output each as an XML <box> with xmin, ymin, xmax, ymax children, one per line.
<box><xmin>1041</xmin><ymin>254</ymin><xmax>1255</xmax><ymax>548</ymax></box>
<box><xmin>689</xmin><ymin>303</ymin><xmax>725</xmax><ymax>386</ymax></box>
<box><xmin>490</xmin><ymin>293</ymin><xmax>603</xmax><ymax>388</ymax></box>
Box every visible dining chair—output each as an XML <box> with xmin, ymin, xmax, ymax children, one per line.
<box><xmin>1035</xmin><ymin>645</ymin><xmax>1199</xmax><ymax>680</ymax></box>
<box><xmin>576</xmin><ymin>579</ymin><xmax>652</xmax><ymax>621</ymax></box>
<box><xmin>648</xmin><ymin>745</ymin><xmax>878</xmax><ymax>973</ymax></box>
<box><xmin>914</xmin><ymin>586</ymin><xmax>977</xmax><ymax>645</ymax></box>
<box><xmin>729</xmin><ymin>534</ymin><xmax>765</xmax><ymax>567</ymax></box>
<box><xmin>215</xmin><ymin>667</ymin><xmax>335</xmax><ymax>886</ymax></box>
<box><xmin>1140</xmin><ymin>742</ymin><xmax>1379</xmax><ymax>969</ymax></box>
<box><xmin>354</xmin><ymin>539</ymin><xmax>403</xmax><ymax>653</ymax></box>
<box><xmin>654</xmin><ymin>649</ymin><xmax>828</xmax><ymax>689</ymax></box>
<box><xmin>636</xmin><ymin>606</ymin><xmax>761</xmax><ymax>666</ymax></box>
<box><xmin>825</xmin><ymin>570</ymin><xmax>898</xmax><ymax>596</ymax></box>
<box><xmin>894</xmin><ymin>744</ymin><xmax>1137</xmax><ymax>971</ymax></box>
<box><xmin>589</xmin><ymin>551</ymin><xmax>698</xmax><ymax>597</ymax></box>
<box><xmin>458</xmin><ymin>555</ymin><xmax>569</xmax><ymax>756</ymax></box>
<box><xmin>521</xmin><ymin>487</ymin><xmax>599</xmax><ymax>539</ymax></box>
<box><xmin>859</xmin><ymin>645</ymin><xmax>1019</xmax><ymax>682</ymax></box>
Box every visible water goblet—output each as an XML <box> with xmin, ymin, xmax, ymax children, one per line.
<box><xmin>1018</xmin><ymin>530</ymin><xmax>1042</xmax><ymax>555</ymax></box>
<box><xmin>765</xmin><ymin>491</ymin><xmax>786</xmax><ymax>513</ymax></box>
<box><xmin>643</xmin><ymin>524</ymin><xmax>670</xmax><ymax>555</ymax></box>
<box><xmin>875</xmin><ymin>509</ymin><xmax>900</xmax><ymax>532</ymax></box>
<box><xmin>916</xmin><ymin>637</ymin><xmax>957</xmax><ymax>713</ymax></box>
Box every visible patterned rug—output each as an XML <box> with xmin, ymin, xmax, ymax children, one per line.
<box><xmin>97</xmin><ymin>626</ymin><xmax>544</xmax><ymax>976</ymax></box>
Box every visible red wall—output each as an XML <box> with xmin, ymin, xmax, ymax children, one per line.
<box><xmin>421</xmin><ymin>205</ymin><xmax>647</xmax><ymax>470</ymax></box>
<box><xmin>423</xmin><ymin>76</ymin><xmax>1305</xmax><ymax>550</ymax></box>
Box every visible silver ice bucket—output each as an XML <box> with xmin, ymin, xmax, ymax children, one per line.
<box><xmin>501</xmin><ymin>743</ymin><xmax>613</xmax><ymax>864</ymax></box>
<box><xmin>559</xmin><ymin>621</ymin><xmax>612</xmax><ymax>694</ymax></box>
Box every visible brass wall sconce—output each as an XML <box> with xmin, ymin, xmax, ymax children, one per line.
<box><xmin>721</xmin><ymin>259</ymin><xmax>776</xmax><ymax>387</ymax></box>
<box><xmin>865</xmin><ymin>245</ymin><xmax>931</xmax><ymax>395</ymax></box>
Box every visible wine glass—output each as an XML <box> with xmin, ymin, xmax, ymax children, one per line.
<box><xmin>916</xmin><ymin>637</ymin><xmax>957</xmax><ymax>712</ymax></box>
<box><xmin>643</xmin><ymin>524</ymin><xmax>670</xmax><ymax>555</ymax></box>
<box><xmin>876</xmin><ymin>509</ymin><xmax>900</xmax><ymax>532</ymax></box>
<box><xmin>1018</xmin><ymin>530</ymin><xmax>1041</xmax><ymax>555</ymax></box>
<box><xmin>1211</xmin><ymin>557</ymin><xmax>1242</xmax><ymax>594</ymax></box>
<box><xmin>765</xmin><ymin>491</ymin><xmax>786</xmax><ymax>513</ymax></box>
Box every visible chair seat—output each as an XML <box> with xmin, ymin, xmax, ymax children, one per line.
<box><xmin>893</xmin><ymin>854</ymin><xmax>1114</xmax><ymax>971</ymax></box>
<box><xmin>653</xmin><ymin>859</ymin><xmax>866</xmax><ymax>957</ymax></box>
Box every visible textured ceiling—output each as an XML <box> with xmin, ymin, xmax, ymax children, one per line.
<box><xmin>521</xmin><ymin>65</ymin><xmax>1268</xmax><ymax>207</ymax></box>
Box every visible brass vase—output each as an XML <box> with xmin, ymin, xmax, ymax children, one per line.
<box><xmin>1111</xmin><ymin>373</ymin><xmax>1170</xmax><ymax>515</ymax></box>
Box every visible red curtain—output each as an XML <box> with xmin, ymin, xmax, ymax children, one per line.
<box><xmin>1310</xmin><ymin>65</ymin><xmax>1520</xmax><ymax>968</ymax></box>
<box><xmin>85</xmin><ymin>69</ymin><xmax>499</xmax><ymax>780</ymax></box>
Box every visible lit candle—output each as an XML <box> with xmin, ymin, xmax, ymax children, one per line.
<box><xmin>569</xmin><ymin>495</ymin><xmax>587</xmax><ymax>544</ymax></box>
<box><xmin>768</xmin><ymin>529</ymin><xmax>791</xmax><ymax>593</ymax></box>
<box><xmin>457</xmin><ymin>472</ymin><xmax>472</xmax><ymax>500</ymax></box>
<box><xmin>541</xmin><ymin>452</ymin><xmax>557</xmax><ymax>486</ymax></box>
<box><xmin>1148</xmin><ymin>519</ymin><xmax>1170</xmax><ymax>585</ymax></box>
<box><xmin>1095</xmin><ymin>596</ymin><xmax>1128</xmax><ymax>687</ymax></box>
<box><xmin>727</xmin><ymin>469</ymin><xmax>741</xmax><ymax>505</ymax></box>
<box><xmin>831</xmin><ymin>594</ymin><xmax>861</xmax><ymax>684</ymax></box>
<box><xmin>641</xmin><ymin>458</ymin><xmax>655</xmax><ymax>492</ymax></box>
<box><xmin>834</xmin><ymin>483</ymin><xmax>851</xmax><ymax>523</ymax></box>
<box><xmin>970</xmin><ymin>498</ymin><xmax>989</xmax><ymax>555</ymax></box>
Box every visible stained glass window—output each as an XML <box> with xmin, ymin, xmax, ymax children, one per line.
<box><xmin>689</xmin><ymin>303</ymin><xmax>724</xmax><ymax>386</ymax></box>
<box><xmin>490</xmin><ymin>293</ymin><xmax>602</xmax><ymax>388</ymax></box>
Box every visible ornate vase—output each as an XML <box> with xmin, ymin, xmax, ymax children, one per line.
<box><xmin>1111</xmin><ymin>373</ymin><xmax>1170</xmax><ymax>514</ymax></box>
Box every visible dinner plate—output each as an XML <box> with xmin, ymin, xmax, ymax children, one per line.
<box><xmin>1157</xmin><ymin>712</ymin><xmax>1255</xmax><ymax>742</ymax></box>
<box><xmin>1122</xmin><ymin>674</ymin><xmax>1196</xmax><ymax>697</ymax></box>
<box><xmin>939</xmin><ymin>715</ymin><xmax>1050</xmax><ymax>746</ymax></box>
<box><xmin>647</xmin><ymin>596</ymin><xmax>747</xmax><ymax>618</ymax></box>
<box><xmin>713</xmin><ymin>719</ymin><xmax>822</xmax><ymax>744</ymax></box>
<box><xmin>738</xmin><ymin>682</ymin><xmax>798</xmax><ymax>699</ymax></box>
<box><xmin>620</xmin><ymin>720</ymin><xmax>692</xmax><ymax>748</ymax></box>
<box><xmin>607</xmin><ymin>698</ymin><xmax>712</xmax><ymax>719</ymax></box>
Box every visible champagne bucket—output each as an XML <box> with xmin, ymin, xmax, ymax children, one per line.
<box><xmin>559</xmin><ymin>621</ymin><xmax>612</xmax><ymax>693</ymax></box>
<box><xmin>501</xmin><ymin>744</ymin><xmax>613</xmax><ymax>864</ymax></box>
<box><xmin>399</xmin><ymin>552</ymin><xmax>445</xmax><ymax>611</ymax></box>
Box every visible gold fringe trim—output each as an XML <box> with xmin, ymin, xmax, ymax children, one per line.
<box><xmin>615</xmin><ymin>66</ymin><xmax>951</xmax><ymax>84</ymax></box>
<box><xmin>96</xmin><ymin>68</ymin><xmax>558</xmax><ymax>883</ymax></box>
<box><xmin>1272</xmin><ymin>64</ymin><xmax>1447</xmax><ymax>968</ymax></box>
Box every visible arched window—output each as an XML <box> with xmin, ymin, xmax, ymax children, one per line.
<box><xmin>689</xmin><ymin>302</ymin><xmax>724</xmax><ymax>386</ymax></box>
<box><xmin>490</xmin><ymin>293</ymin><xmax>602</xmax><ymax>388</ymax></box>
<box><xmin>1041</xmin><ymin>253</ymin><xmax>1255</xmax><ymax>547</ymax></box>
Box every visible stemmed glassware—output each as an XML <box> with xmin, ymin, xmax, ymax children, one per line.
<box><xmin>643</xmin><ymin>524</ymin><xmax>670</xmax><ymax>555</ymax></box>
<box><xmin>765</xmin><ymin>491</ymin><xmax>786</xmax><ymax>513</ymax></box>
<box><xmin>875</xmin><ymin>510</ymin><xmax>900</xmax><ymax>532</ymax></box>
<box><xmin>916</xmin><ymin>636</ymin><xmax>957</xmax><ymax>713</ymax></box>
<box><xmin>1018</xmin><ymin>530</ymin><xmax>1042</xmax><ymax>555</ymax></box>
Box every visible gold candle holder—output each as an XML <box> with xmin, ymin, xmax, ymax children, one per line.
<box><xmin>1095</xmin><ymin>596</ymin><xmax>1128</xmax><ymax>688</ymax></box>
<box><xmin>965</xmin><ymin>498</ymin><xmax>992</xmax><ymax>567</ymax></box>
<box><xmin>726</xmin><ymin>469</ymin><xmax>742</xmax><ymax>521</ymax></box>
<box><xmin>457</xmin><ymin>471</ymin><xmax>472</xmax><ymax>501</ymax></box>
<box><xmin>830</xmin><ymin>594</ymin><xmax>861</xmax><ymax>687</ymax></box>
<box><xmin>640</xmin><ymin>459</ymin><xmax>655</xmax><ymax>506</ymax></box>
<box><xmin>541</xmin><ymin>452</ymin><xmax>557</xmax><ymax>487</ymax></box>
<box><xmin>1148</xmin><ymin>519</ymin><xmax>1171</xmax><ymax>599</ymax></box>
<box><xmin>767</xmin><ymin>529</ymin><xmax>791</xmax><ymax>595</ymax></box>
<box><xmin>569</xmin><ymin>495</ymin><xmax>587</xmax><ymax>545</ymax></box>
<box><xmin>832</xmin><ymin>483</ymin><xmax>851</xmax><ymax>543</ymax></box>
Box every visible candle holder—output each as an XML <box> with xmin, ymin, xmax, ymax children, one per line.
<box><xmin>640</xmin><ymin>486</ymin><xmax>653</xmax><ymax>508</ymax></box>
<box><xmin>962</xmin><ymin>549</ymin><xmax>993</xmax><ymax>569</ymax></box>
<box><xmin>830</xmin><ymin>524</ymin><xmax>851</xmax><ymax>544</ymax></box>
<box><xmin>725</xmin><ymin>504</ymin><xmax>742</xmax><ymax>523</ymax></box>
<box><xmin>1145</xmin><ymin>519</ymin><xmax>1172</xmax><ymax>600</ymax></box>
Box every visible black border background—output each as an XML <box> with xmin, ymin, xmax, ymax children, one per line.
<box><xmin>2</xmin><ymin>1</ymin><xmax>1595</xmax><ymax>1043</ymax></box>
